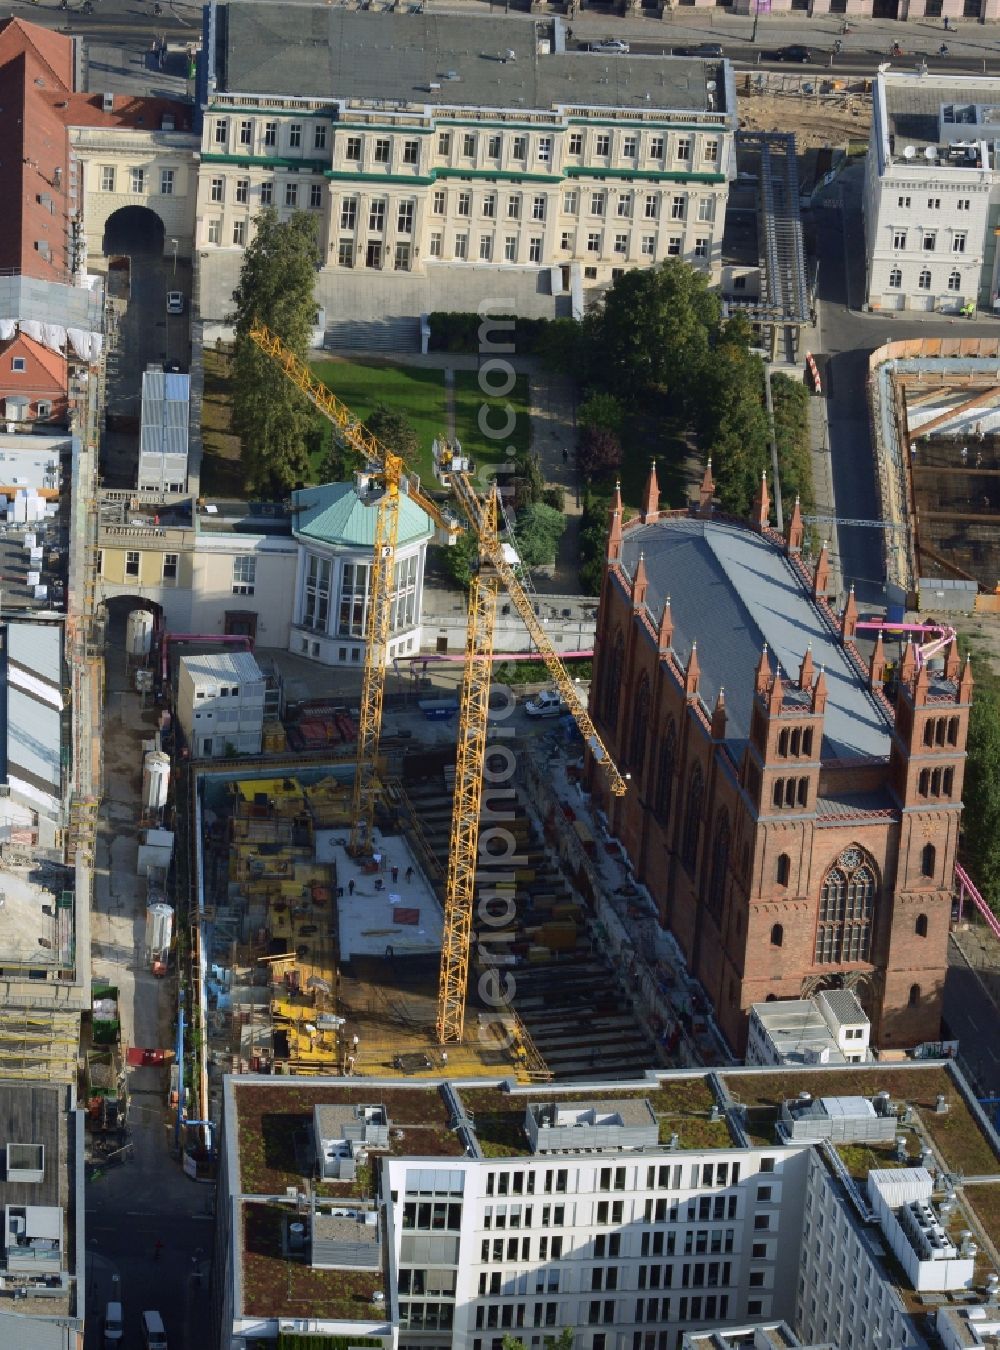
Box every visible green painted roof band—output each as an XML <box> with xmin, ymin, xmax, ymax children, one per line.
<box><xmin>564</xmin><ymin>166</ymin><xmax>726</xmax><ymax>184</ymax></box>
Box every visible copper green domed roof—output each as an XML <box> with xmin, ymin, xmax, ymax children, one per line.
<box><xmin>292</xmin><ymin>481</ymin><xmax>433</xmax><ymax>550</ymax></box>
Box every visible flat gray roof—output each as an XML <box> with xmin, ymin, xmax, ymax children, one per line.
<box><xmin>884</xmin><ymin>76</ymin><xmax>1000</xmax><ymax>153</ymax></box>
<box><xmin>218</xmin><ymin>6</ymin><xmax>728</xmax><ymax>115</ymax></box>
<box><xmin>620</xmin><ymin>518</ymin><xmax>892</xmax><ymax>762</ymax></box>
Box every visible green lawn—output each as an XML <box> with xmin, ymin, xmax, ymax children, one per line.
<box><xmin>310</xmin><ymin>359</ymin><xmax>449</xmax><ymax>484</ymax></box>
<box><xmin>452</xmin><ymin>369</ymin><xmax>531</xmax><ymax>480</ymax></box>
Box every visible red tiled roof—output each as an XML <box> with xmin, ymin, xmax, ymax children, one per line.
<box><xmin>0</xmin><ymin>17</ymin><xmax>72</xmax><ymax>90</ymax></box>
<box><xmin>0</xmin><ymin>333</ymin><xmax>68</xmax><ymax>390</ymax></box>
<box><xmin>62</xmin><ymin>92</ymin><xmax>193</xmax><ymax>132</ymax></box>
<box><xmin>0</xmin><ymin>22</ymin><xmax>73</xmax><ymax>279</ymax></box>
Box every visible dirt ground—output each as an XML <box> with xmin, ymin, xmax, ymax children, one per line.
<box><xmin>739</xmin><ymin>89</ymin><xmax>871</xmax><ymax>153</ymax></box>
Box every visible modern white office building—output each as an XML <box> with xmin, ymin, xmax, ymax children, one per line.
<box><xmin>213</xmin><ymin>1064</ymin><xmax>1000</xmax><ymax>1350</ymax></box>
<box><xmin>746</xmin><ymin>991</ymin><xmax>871</xmax><ymax>1068</ymax></box>
<box><xmin>863</xmin><ymin>73</ymin><xmax>1000</xmax><ymax>314</ymax></box>
<box><xmin>196</xmin><ymin>5</ymin><xmax>736</xmax><ymax>337</ymax></box>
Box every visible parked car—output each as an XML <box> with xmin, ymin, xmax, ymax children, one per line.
<box><xmin>166</xmin><ymin>291</ymin><xmax>184</xmax><ymax>315</ymax></box>
<box><xmin>525</xmin><ymin>690</ymin><xmax>566</xmax><ymax>718</ymax></box>
<box><xmin>142</xmin><ymin>1311</ymin><xmax>168</xmax><ymax>1350</ymax></box>
<box><xmin>103</xmin><ymin>1301</ymin><xmax>123</xmax><ymax>1348</ymax></box>
<box><xmin>590</xmin><ymin>38</ymin><xmax>630</xmax><ymax>54</ymax></box>
<box><xmin>773</xmin><ymin>44</ymin><xmax>812</xmax><ymax>62</ymax></box>
<box><xmin>672</xmin><ymin>42</ymin><xmax>723</xmax><ymax>57</ymax></box>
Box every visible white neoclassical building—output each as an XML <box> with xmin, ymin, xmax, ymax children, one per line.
<box><xmin>863</xmin><ymin>72</ymin><xmax>1000</xmax><ymax>314</ymax></box>
<box><xmin>195</xmin><ymin>4</ymin><xmax>737</xmax><ymax>332</ymax></box>
<box><xmin>289</xmin><ymin>481</ymin><xmax>432</xmax><ymax>667</ymax></box>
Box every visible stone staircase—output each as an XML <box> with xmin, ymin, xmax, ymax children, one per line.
<box><xmin>321</xmin><ymin>316</ymin><xmax>421</xmax><ymax>354</ymax></box>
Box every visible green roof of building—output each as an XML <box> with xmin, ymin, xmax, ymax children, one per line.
<box><xmin>292</xmin><ymin>481</ymin><xmax>433</xmax><ymax>550</ymax></box>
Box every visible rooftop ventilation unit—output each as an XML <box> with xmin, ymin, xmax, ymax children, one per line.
<box><xmin>102</xmin><ymin>92</ymin><xmax>114</xmax><ymax>113</ymax></box>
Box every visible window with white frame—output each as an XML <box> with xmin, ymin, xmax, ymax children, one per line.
<box><xmin>289</xmin><ymin>124</ymin><xmax>302</xmax><ymax>148</ymax></box>
<box><xmin>11</xmin><ymin>357</ymin><xmax>25</xmax><ymax>373</ymax></box>
<box><xmin>595</xmin><ymin>134</ymin><xmax>610</xmax><ymax>156</ymax></box>
<box><xmin>667</xmin><ymin>237</ymin><xmax>681</xmax><ymax>256</ymax></box>
<box><xmin>369</xmin><ymin>200</ymin><xmax>385</xmax><ymax>231</ymax></box>
<box><xmin>538</xmin><ymin>137</ymin><xmax>552</xmax><ymax>163</ymax></box>
<box><xmin>232</xmin><ymin>219</ymin><xmax>246</xmax><ymax>246</ymax></box>
<box><xmin>101</xmin><ymin>165</ymin><xmax>116</xmax><ymax>191</ymax></box>
<box><xmin>433</xmin><ymin>189</ymin><xmax>446</xmax><ymax>215</ymax></box>
<box><xmin>948</xmin><ymin>270</ymin><xmax>962</xmax><ymax>291</ymax></box>
<box><xmin>303</xmin><ymin>553</ymin><xmax>332</xmax><ymax>630</ymax></box>
<box><xmin>705</xmin><ymin>139</ymin><xmax>719</xmax><ymax>162</ymax></box>
<box><xmin>130</xmin><ymin>167</ymin><xmax>145</xmax><ymax>193</ymax></box>
<box><xmin>922</xmin><ymin>231</ymin><xmax>937</xmax><ymax>252</ymax></box>
<box><xmin>403</xmin><ymin>140</ymin><xmax>420</xmax><ymax>165</ymax></box>
<box><xmin>207</xmin><ymin>219</ymin><xmax>221</xmax><ymax>244</ymax></box>
<box><xmin>957</xmin><ymin>198</ymin><xmax>971</xmax><ymax>211</ymax></box>
<box><xmin>338</xmin><ymin>240</ymin><xmax>354</xmax><ymax>268</ymax></box>
<box><xmin>235</xmin><ymin>178</ymin><xmax>249</xmax><ymax>204</ymax></box>
<box><xmin>394</xmin><ymin>242</ymin><xmax>411</xmax><ymax>271</ymax></box>
<box><xmin>918</xmin><ymin>268</ymin><xmax>932</xmax><ymax>290</ymax></box>
<box><xmin>457</xmin><ymin>192</ymin><xmax>472</xmax><ymax>217</ymax></box>
<box><xmin>649</xmin><ymin>136</ymin><xmax>664</xmax><ymax>158</ymax></box>
<box><xmin>264</xmin><ymin>122</ymin><xmax>277</xmax><ymax>147</ymax></box>
<box><xmin>338</xmin><ymin>560</ymin><xmax>370</xmax><ymax>637</ymax></box>
<box><xmin>160</xmin><ymin>168</ymin><xmax>175</xmax><ymax>195</ymax></box>
<box><xmin>532</xmin><ymin>196</ymin><xmax>546</xmax><ymax>221</ymax></box>
<box><xmin>125</xmin><ymin>551</ymin><xmax>140</xmax><ymax>578</ymax></box>
<box><xmin>483</xmin><ymin>193</ymin><xmax>496</xmax><ymax>219</ymax></box>
<box><xmin>214</xmin><ymin>119</ymin><xmax>228</xmax><ymax>145</ymax></box>
<box><xmin>341</xmin><ymin>198</ymin><xmax>357</xmax><ymax>230</ymax></box>
<box><xmin>614</xmin><ymin>233</ymin><xmax>628</xmax><ymax>255</ymax></box>
<box><xmin>563</xmin><ymin>190</ymin><xmax>578</xmax><ymax>214</ymax></box>
<box><xmin>391</xmin><ymin>554</ymin><xmax>419</xmax><ymax>631</ymax></box>
<box><xmin>568</xmin><ymin>133</ymin><xmax>583</xmax><ymax>155</ymax></box>
<box><xmin>641</xmin><ymin>235</ymin><xmax>655</xmax><ymax>257</ymax></box>
<box><xmin>590</xmin><ymin>191</ymin><xmax>605</xmax><ymax>217</ymax></box>
<box><xmin>462</xmin><ymin>133</ymin><xmax>476</xmax><ymax>158</ymax></box>
<box><xmin>888</xmin><ymin>266</ymin><xmax>902</xmax><ymax>288</ymax></box>
<box><xmin>314</xmin><ymin>124</ymin><xmax>327</xmax><ymax>150</ymax></box>
<box><xmin>455</xmin><ymin>233</ymin><xmax>468</xmax><ymax>260</ymax></box>
<box><xmin>587</xmin><ymin>231</ymin><xmax>601</xmax><ymax>253</ymax></box>
<box><xmin>694</xmin><ymin>237</ymin><xmax>708</xmax><ymax>258</ymax></box>
<box><xmin>163</xmin><ymin>553</ymin><xmax>179</xmax><ymax>582</ymax></box>
<box><xmin>398</xmin><ymin>201</ymin><xmax>414</xmax><ymax>233</ymax></box>
<box><xmin>479</xmin><ymin>235</ymin><xmax>493</xmax><ymax>261</ymax></box>
<box><xmin>310</xmin><ymin>183</ymin><xmax>323</xmax><ymax>209</ymax></box>
<box><xmin>617</xmin><ymin>194</ymin><xmax>632</xmax><ymax>219</ymax></box>
<box><xmin>892</xmin><ymin>228</ymin><xmax>907</xmax><ymax>249</ymax></box>
<box><xmin>210</xmin><ymin>177</ymin><xmax>224</xmax><ymax>203</ymax></box>
<box><xmin>623</xmin><ymin>135</ymin><xmax>638</xmax><ymax>158</ymax></box>
<box><xmin>430</xmin><ymin>233</ymin><xmax>443</xmax><ymax>257</ymax></box>
<box><xmin>670</xmin><ymin>195</ymin><xmax>685</xmax><ymax>220</ymax></box>
<box><xmin>232</xmin><ymin>555</ymin><xmax>256</xmax><ymax>595</ymax></box>
<box><xmin>512</xmin><ymin>136</ymin><xmax>527</xmax><ymax>160</ymax></box>
<box><xmin>953</xmin><ymin>232</ymin><xmax>967</xmax><ymax>253</ymax></box>
<box><xmin>504</xmin><ymin>236</ymin><xmax>517</xmax><ymax>262</ymax></box>
<box><xmin>239</xmin><ymin>119</ymin><xmax>252</xmax><ymax>145</ymax></box>
<box><xmin>437</xmin><ymin>131</ymin><xmax>451</xmax><ymax>155</ymax></box>
<box><xmin>285</xmin><ymin>182</ymin><xmax>298</xmax><ymax>208</ymax></box>
<box><xmin>529</xmin><ymin>237</ymin><xmax>542</xmax><ymax>263</ymax></box>
<box><xmin>374</xmin><ymin>139</ymin><xmax>390</xmax><ymax>163</ymax></box>
<box><xmin>698</xmin><ymin>197</ymin><xmax>715</xmax><ymax>223</ymax></box>
<box><xmin>507</xmin><ymin>195</ymin><xmax>521</xmax><ymax>220</ymax></box>
<box><xmin>345</xmin><ymin>136</ymin><xmax>362</xmax><ymax>161</ymax></box>
<box><xmin>488</xmin><ymin>135</ymin><xmax>501</xmax><ymax>158</ymax></box>
<box><xmin>676</xmin><ymin>137</ymin><xmax>691</xmax><ymax>161</ymax></box>
<box><xmin>645</xmin><ymin>195</ymin><xmax>658</xmax><ymax>220</ymax></box>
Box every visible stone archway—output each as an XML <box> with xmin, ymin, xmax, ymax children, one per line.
<box><xmin>102</xmin><ymin>204</ymin><xmax>166</xmax><ymax>258</ymax></box>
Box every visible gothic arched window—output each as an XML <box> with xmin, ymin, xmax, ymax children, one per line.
<box><xmin>655</xmin><ymin>719</ymin><xmax>677</xmax><ymax>821</ymax></box>
<box><xmin>681</xmin><ymin>764</ymin><xmax>704</xmax><ymax>874</ymax></box>
<box><xmin>708</xmin><ymin>810</ymin><xmax>730</xmax><ymax>921</ymax></box>
<box><xmin>814</xmin><ymin>847</ymin><xmax>877</xmax><ymax>965</ymax></box>
<box><xmin>601</xmin><ymin>630</ymin><xmax>624</xmax><ymax>735</ymax></box>
<box><xmin>629</xmin><ymin>674</ymin><xmax>651</xmax><ymax>781</ymax></box>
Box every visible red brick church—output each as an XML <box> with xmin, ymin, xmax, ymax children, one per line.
<box><xmin>587</xmin><ymin>464</ymin><xmax>970</xmax><ymax>1055</ymax></box>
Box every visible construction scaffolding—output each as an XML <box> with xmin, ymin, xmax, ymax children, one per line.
<box><xmin>734</xmin><ymin>130</ymin><xmax>811</xmax><ymax>359</ymax></box>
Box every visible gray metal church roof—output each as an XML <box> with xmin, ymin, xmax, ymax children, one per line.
<box><xmin>619</xmin><ymin>518</ymin><xmax>892</xmax><ymax>762</ymax></box>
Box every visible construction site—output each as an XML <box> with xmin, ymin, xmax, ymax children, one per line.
<box><xmin>871</xmin><ymin>338</ymin><xmax>1000</xmax><ymax>600</ymax></box>
<box><xmin>177</xmin><ymin>327</ymin><xmax>732</xmax><ymax>1133</ymax></box>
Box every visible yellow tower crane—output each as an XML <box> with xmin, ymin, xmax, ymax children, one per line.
<box><xmin>248</xmin><ymin>323</ymin><xmax>457</xmax><ymax>852</ymax></box>
<box><xmin>247</xmin><ymin>322</ymin><xmax>626</xmax><ymax>1048</ymax></box>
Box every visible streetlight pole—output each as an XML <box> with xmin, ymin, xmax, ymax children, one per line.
<box><xmin>751</xmin><ymin>0</ymin><xmax>759</xmax><ymax>44</ymax></box>
<box><xmin>170</xmin><ymin>238</ymin><xmax>178</xmax><ymax>277</ymax></box>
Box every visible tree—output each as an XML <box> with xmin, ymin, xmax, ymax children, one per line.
<box><xmin>439</xmin><ymin>530</ymin><xmax>478</xmax><ymax>590</ymax></box>
<box><xmin>962</xmin><ymin>672</ymin><xmax>1000</xmax><ymax>912</ymax></box>
<box><xmin>577</xmin><ymin>424</ymin><xmax>623</xmax><ymax>480</ymax></box>
<box><xmin>364</xmin><ymin>403</ymin><xmax>419</xmax><ymax>464</ymax></box>
<box><xmin>514</xmin><ymin>502</ymin><xmax>567</xmax><ymax>567</ymax></box>
<box><xmin>586</xmin><ymin>259</ymin><xmax>720</xmax><ymax>406</ymax></box>
<box><xmin>230</xmin><ymin>208</ymin><xmax>320</xmax><ymax>495</ymax></box>
<box><xmin>503</xmin><ymin>1331</ymin><xmax>573</xmax><ymax>1350</ymax></box>
<box><xmin>578</xmin><ymin>392</ymin><xmax>624</xmax><ymax>437</ymax></box>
